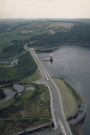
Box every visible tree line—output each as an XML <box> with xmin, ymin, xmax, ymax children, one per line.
<box><xmin>28</xmin><ymin>23</ymin><xmax>90</xmax><ymax>48</ymax></box>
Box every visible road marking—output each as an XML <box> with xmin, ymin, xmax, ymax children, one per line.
<box><xmin>58</xmin><ymin>119</ymin><xmax>67</xmax><ymax>135</ymax></box>
<box><xmin>43</xmin><ymin>70</ymin><xmax>49</xmax><ymax>81</ymax></box>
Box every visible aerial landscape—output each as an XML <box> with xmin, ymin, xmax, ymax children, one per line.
<box><xmin>0</xmin><ymin>0</ymin><xmax>90</xmax><ymax>135</ymax></box>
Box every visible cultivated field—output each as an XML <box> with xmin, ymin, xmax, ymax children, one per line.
<box><xmin>49</xmin><ymin>22</ymin><xmax>74</xmax><ymax>29</ymax></box>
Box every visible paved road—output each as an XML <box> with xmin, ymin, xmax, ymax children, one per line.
<box><xmin>0</xmin><ymin>89</ymin><xmax>16</xmax><ymax>103</ymax></box>
<box><xmin>24</xmin><ymin>45</ymin><xmax>72</xmax><ymax>135</ymax></box>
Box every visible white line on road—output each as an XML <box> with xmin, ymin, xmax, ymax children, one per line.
<box><xmin>58</xmin><ymin>119</ymin><xmax>67</xmax><ymax>135</ymax></box>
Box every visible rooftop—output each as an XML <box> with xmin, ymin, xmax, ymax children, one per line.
<box><xmin>14</xmin><ymin>84</ymin><xmax>24</xmax><ymax>93</ymax></box>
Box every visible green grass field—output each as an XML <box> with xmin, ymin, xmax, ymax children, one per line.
<box><xmin>0</xmin><ymin>98</ymin><xmax>15</xmax><ymax>109</ymax></box>
<box><xmin>48</xmin><ymin>22</ymin><xmax>74</xmax><ymax>29</ymax></box>
<box><xmin>0</xmin><ymin>34</ymin><xmax>31</xmax><ymax>50</ymax></box>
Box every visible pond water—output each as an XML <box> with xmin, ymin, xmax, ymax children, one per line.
<box><xmin>37</xmin><ymin>45</ymin><xmax>90</xmax><ymax>135</ymax></box>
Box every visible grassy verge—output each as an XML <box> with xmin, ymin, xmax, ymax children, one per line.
<box><xmin>64</xmin><ymin>81</ymin><xmax>84</xmax><ymax>104</ymax></box>
<box><xmin>0</xmin><ymin>84</ymin><xmax>51</xmax><ymax>135</ymax></box>
<box><xmin>30</xmin><ymin>68</ymin><xmax>42</xmax><ymax>81</ymax></box>
<box><xmin>19</xmin><ymin>68</ymin><xmax>42</xmax><ymax>83</ymax></box>
<box><xmin>53</xmin><ymin>77</ymin><xmax>81</xmax><ymax>118</ymax></box>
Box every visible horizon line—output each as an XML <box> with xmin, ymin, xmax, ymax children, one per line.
<box><xmin>0</xmin><ymin>17</ymin><xmax>90</xmax><ymax>20</ymax></box>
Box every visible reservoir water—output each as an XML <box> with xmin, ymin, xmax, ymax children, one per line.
<box><xmin>37</xmin><ymin>45</ymin><xmax>90</xmax><ymax>135</ymax></box>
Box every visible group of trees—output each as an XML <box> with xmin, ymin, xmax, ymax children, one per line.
<box><xmin>28</xmin><ymin>24</ymin><xmax>90</xmax><ymax>48</ymax></box>
<box><xmin>31</xmin><ymin>85</ymin><xmax>41</xmax><ymax>101</ymax></box>
<box><xmin>0</xmin><ymin>52</ymin><xmax>37</xmax><ymax>84</ymax></box>
<box><xmin>0</xmin><ymin>103</ymin><xmax>23</xmax><ymax>118</ymax></box>
<box><xmin>3</xmin><ymin>40</ymin><xmax>24</xmax><ymax>54</ymax></box>
<box><xmin>0</xmin><ymin>40</ymin><xmax>25</xmax><ymax>59</ymax></box>
<box><xmin>0</xmin><ymin>88</ymin><xmax>5</xmax><ymax>99</ymax></box>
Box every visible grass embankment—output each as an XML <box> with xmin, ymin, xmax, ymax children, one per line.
<box><xmin>0</xmin><ymin>84</ymin><xmax>51</xmax><ymax>135</ymax></box>
<box><xmin>53</xmin><ymin>78</ymin><xmax>82</xmax><ymax>118</ymax></box>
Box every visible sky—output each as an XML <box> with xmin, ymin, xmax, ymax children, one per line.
<box><xmin>0</xmin><ymin>0</ymin><xmax>90</xmax><ymax>19</ymax></box>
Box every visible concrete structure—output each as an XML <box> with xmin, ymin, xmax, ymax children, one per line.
<box><xmin>11</xmin><ymin>59</ymin><xmax>19</xmax><ymax>67</ymax></box>
<box><xmin>14</xmin><ymin>84</ymin><xmax>24</xmax><ymax>96</ymax></box>
<box><xmin>50</xmin><ymin>53</ymin><xmax>53</xmax><ymax>62</ymax></box>
<box><xmin>0</xmin><ymin>89</ymin><xmax>16</xmax><ymax>103</ymax></box>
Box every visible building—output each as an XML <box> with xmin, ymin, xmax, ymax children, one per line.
<box><xmin>11</xmin><ymin>59</ymin><xmax>19</xmax><ymax>67</ymax></box>
<box><xmin>14</xmin><ymin>84</ymin><xmax>24</xmax><ymax>96</ymax></box>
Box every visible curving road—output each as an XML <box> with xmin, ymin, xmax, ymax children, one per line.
<box><xmin>24</xmin><ymin>45</ymin><xmax>72</xmax><ymax>135</ymax></box>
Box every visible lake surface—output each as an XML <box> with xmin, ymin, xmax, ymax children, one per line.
<box><xmin>37</xmin><ymin>45</ymin><xmax>90</xmax><ymax>135</ymax></box>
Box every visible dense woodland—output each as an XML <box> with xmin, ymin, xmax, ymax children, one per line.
<box><xmin>0</xmin><ymin>89</ymin><xmax>5</xmax><ymax>99</ymax></box>
<box><xmin>0</xmin><ymin>52</ymin><xmax>37</xmax><ymax>84</ymax></box>
<box><xmin>0</xmin><ymin>40</ymin><xmax>25</xmax><ymax>59</ymax></box>
<box><xmin>29</xmin><ymin>24</ymin><xmax>90</xmax><ymax>48</ymax></box>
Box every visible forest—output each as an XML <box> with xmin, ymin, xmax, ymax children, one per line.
<box><xmin>28</xmin><ymin>24</ymin><xmax>90</xmax><ymax>48</ymax></box>
<box><xmin>0</xmin><ymin>52</ymin><xmax>37</xmax><ymax>84</ymax></box>
<box><xmin>0</xmin><ymin>40</ymin><xmax>25</xmax><ymax>59</ymax></box>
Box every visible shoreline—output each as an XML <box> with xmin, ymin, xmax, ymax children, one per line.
<box><xmin>35</xmin><ymin>42</ymin><xmax>90</xmax><ymax>52</ymax></box>
<box><xmin>60</xmin><ymin>78</ymin><xmax>86</xmax><ymax>135</ymax></box>
<box><xmin>53</xmin><ymin>77</ymin><xmax>86</xmax><ymax>135</ymax></box>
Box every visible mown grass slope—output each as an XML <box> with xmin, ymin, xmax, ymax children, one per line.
<box><xmin>53</xmin><ymin>78</ymin><xmax>79</xmax><ymax>118</ymax></box>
